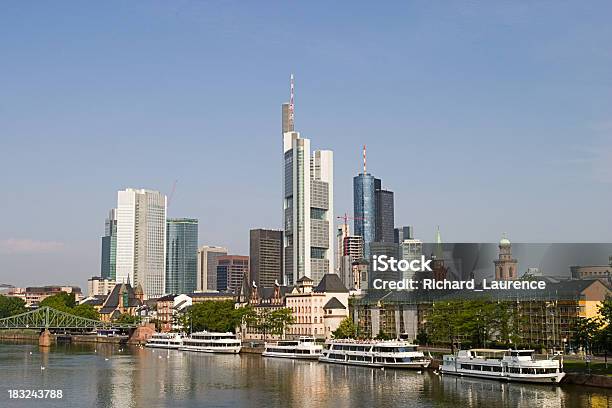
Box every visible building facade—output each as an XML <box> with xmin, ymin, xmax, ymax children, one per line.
<box><xmin>394</xmin><ymin>226</ymin><xmax>414</xmax><ymax>244</ymax></box>
<box><xmin>101</xmin><ymin>209</ymin><xmax>117</xmax><ymax>280</ymax></box>
<box><xmin>399</xmin><ymin>239</ymin><xmax>423</xmax><ymax>283</ymax></box>
<box><xmin>197</xmin><ymin>246</ymin><xmax>228</xmax><ymax>292</ymax></box>
<box><xmin>282</xmin><ymin>79</ymin><xmax>334</xmax><ymax>286</ymax></box>
<box><xmin>494</xmin><ymin>234</ymin><xmax>518</xmax><ymax>280</ymax></box>
<box><xmin>166</xmin><ymin>218</ymin><xmax>198</xmax><ymax>295</ymax></box>
<box><xmin>375</xmin><ymin>186</ymin><xmax>394</xmax><ymax>243</ymax></box>
<box><xmin>116</xmin><ymin>188</ymin><xmax>167</xmax><ymax>298</ymax></box>
<box><xmin>250</xmin><ymin>229</ymin><xmax>283</xmax><ymax>288</ymax></box>
<box><xmin>353</xmin><ymin>172</ymin><xmax>376</xmax><ymax>259</ymax></box>
<box><xmin>216</xmin><ymin>255</ymin><xmax>249</xmax><ymax>293</ymax></box>
<box><xmin>87</xmin><ymin>276</ymin><xmax>116</xmax><ymax>297</ymax></box>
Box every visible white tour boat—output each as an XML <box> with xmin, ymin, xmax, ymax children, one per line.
<box><xmin>440</xmin><ymin>349</ymin><xmax>565</xmax><ymax>384</ymax></box>
<box><xmin>319</xmin><ymin>339</ymin><xmax>431</xmax><ymax>369</ymax></box>
<box><xmin>262</xmin><ymin>337</ymin><xmax>323</xmax><ymax>360</ymax></box>
<box><xmin>179</xmin><ymin>331</ymin><xmax>241</xmax><ymax>354</ymax></box>
<box><xmin>145</xmin><ymin>332</ymin><xmax>184</xmax><ymax>349</ymax></box>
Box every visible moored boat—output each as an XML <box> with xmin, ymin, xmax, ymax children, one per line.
<box><xmin>319</xmin><ymin>339</ymin><xmax>430</xmax><ymax>369</ymax></box>
<box><xmin>145</xmin><ymin>332</ymin><xmax>184</xmax><ymax>349</ymax></box>
<box><xmin>262</xmin><ymin>336</ymin><xmax>323</xmax><ymax>360</ymax></box>
<box><xmin>179</xmin><ymin>331</ymin><xmax>241</xmax><ymax>354</ymax></box>
<box><xmin>440</xmin><ymin>349</ymin><xmax>565</xmax><ymax>384</ymax></box>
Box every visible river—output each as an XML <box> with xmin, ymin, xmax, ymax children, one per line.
<box><xmin>0</xmin><ymin>341</ymin><xmax>610</xmax><ymax>407</ymax></box>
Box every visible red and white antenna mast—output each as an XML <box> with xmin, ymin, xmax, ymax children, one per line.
<box><xmin>362</xmin><ymin>144</ymin><xmax>367</xmax><ymax>174</ymax></box>
<box><xmin>289</xmin><ymin>74</ymin><xmax>295</xmax><ymax>129</ymax></box>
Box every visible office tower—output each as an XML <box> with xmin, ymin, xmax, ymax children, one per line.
<box><xmin>282</xmin><ymin>76</ymin><xmax>334</xmax><ymax>285</ymax></box>
<box><xmin>116</xmin><ymin>188</ymin><xmax>167</xmax><ymax>298</ymax></box>
<box><xmin>375</xmin><ymin>187</ymin><xmax>394</xmax><ymax>243</ymax></box>
<box><xmin>101</xmin><ymin>209</ymin><xmax>117</xmax><ymax>280</ymax></box>
<box><xmin>166</xmin><ymin>218</ymin><xmax>198</xmax><ymax>295</ymax></box>
<box><xmin>250</xmin><ymin>229</ymin><xmax>283</xmax><ymax>288</ymax></box>
<box><xmin>335</xmin><ymin>225</ymin><xmax>349</xmax><ymax>273</ymax></box>
<box><xmin>216</xmin><ymin>255</ymin><xmax>249</xmax><ymax>293</ymax></box>
<box><xmin>353</xmin><ymin>173</ymin><xmax>376</xmax><ymax>259</ymax></box>
<box><xmin>399</xmin><ymin>239</ymin><xmax>423</xmax><ymax>284</ymax></box>
<box><xmin>370</xmin><ymin>241</ymin><xmax>400</xmax><ymax>283</ymax></box>
<box><xmin>394</xmin><ymin>226</ymin><xmax>413</xmax><ymax>243</ymax></box>
<box><xmin>197</xmin><ymin>246</ymin><xmax>228</xmax><ymax>291</ymax></box>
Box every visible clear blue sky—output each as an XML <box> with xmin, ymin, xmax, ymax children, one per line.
<box><xmin>1</xmin><ymin>1</ymin><xmax>611</xmax><ymax>290</ymax></box>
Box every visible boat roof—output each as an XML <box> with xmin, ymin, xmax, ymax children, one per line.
<box><xmin>470</xmin><ymin>349</ymin><xmax>508</xmax><ymax>353</ymax></box>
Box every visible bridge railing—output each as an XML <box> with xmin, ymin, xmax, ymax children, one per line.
<box><xmin>0</xmin><ymin>306</ymin><xmax>137</xmax><ymax>330</ymax></box>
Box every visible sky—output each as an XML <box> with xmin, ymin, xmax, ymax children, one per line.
<box><xmin>1</xmin><ymin>1</ymin><xmax>611</xmax><ymax>290</ymax></box>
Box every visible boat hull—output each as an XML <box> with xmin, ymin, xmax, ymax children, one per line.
<box><xmin>145</xmin><ymin>343</ymin><xmax>182</xmax><ymax>350</ymax></box>
<box><xmin>439</xmin><ymin>368</ymin><xmax>566</xmax><ymax>384</ymax></box>
<box><xmin>262</xmin><ymin>351</ymin><xmax>321</xmax><ymax>360</ymax></box>
<box><xmin>179</xmin><ymin>346</ymin><xmax>241</xmax><ymax>354</ymax></box>
<box><xmin>319</xmin><ymin>357</ymin><xmax>430</xmax><ymax>369</ymax></box>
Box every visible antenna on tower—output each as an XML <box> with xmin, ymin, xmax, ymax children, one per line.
<box><xmin>362</xmin><ymin>144</ymin><xmax>367</xmax><ymax>174</ymax></box>
<box><xmin>289</xmin><ymin>74</ymin><xmax>295</xmax><ymax>129</ymax></box>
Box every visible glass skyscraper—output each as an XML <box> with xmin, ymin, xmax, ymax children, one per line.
<box><xmin>101</xmin><ymin>209</ymin><xmax>117</xmax><ymax>280</ymax></box>
<box><xmin>353</xmin><ymin>173</ymin><xmax>376</xmax><ymax>258</ymax></box>
<box><xmin>166</xmin><ymin>218</ymin><xmax>198</xmax><ymax>295</ymax></box>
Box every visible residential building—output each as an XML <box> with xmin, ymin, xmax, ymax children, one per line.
<box><xmin>285</xmin><ymin>274</ymin><xmax>349</xmax><ymax>339</ymax></box>
<box><xmin>101</xmin><ymin>209</ymin><xmax>117</xmax><ymax>280</ymax></box>
<box><xmin>166</xmin><ymin>218</ymin><xmax>198</xmax><ymax>295</ymax></box>
<box><xmin>339</xmin><ymin>235</ymin><xmax>365</xmax><ymax>289</ymax></box>
<box><xmin>197</xmin><ymin>246</ymin><xmax>227</xmax><ymax>292</ymax></box>
<box><xmin>156</xmin><ymin>294</ymin><xmax>193</xmax><ymax>332</ymax></box>
<box><xmin>250</xmin><ymin>229</ymin><xmax>283</xmax><ymax>288</ymax></box>
<box><xmin>216</xmin><ymin>255</ymin><xmax>249</xmax><ymax>293</ymax></box>
<box><xmin>282</xmin><ymin>77</ymin><xmax>334</xmax><ymax>285</ymax></box>
<box><xmin>236</xmin><ymin>280</ymin><xmax>291</xmax><ymax>340</ymax></box>
<box><xmin>87</xmin><ymin>276</ymin><xmax>116</xmax><ymax>297</ymax></box>
<box><xmin>116</xmin><ymin>188</ymin><xmax>167</xmax><ymax>298</ymax></box>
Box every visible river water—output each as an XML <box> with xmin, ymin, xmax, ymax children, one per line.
<box><xmin>0</xmin><ymin>341</ymin><xmax>610</xmax><ymax>407</ymax></box>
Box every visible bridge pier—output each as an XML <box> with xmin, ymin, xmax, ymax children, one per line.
<box><xmin>39</xmin><ymin>329</ymin><xmax>52</xmax><ymax>347</ymax></box>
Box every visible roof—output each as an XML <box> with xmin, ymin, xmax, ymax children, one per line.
<box><xmin>296</xmin><ymin>276</ymin><xmax>314</xmax><ymax>283</ymax></box>
<box><xmin>99</xmin><ymin>283</ymin><xmax>142</xmax><ymax>314</ymax></box>
<box><xmin>323</xmin><ymin>297</ymin><xmax>346</xmax><ymax>310</ymax></box>
<box><xmin>157</xmin><ymin>294</ymin><xmax>177</xmax><ymax>302</ymax></box>
<box><xmin>314</xmin><ymin>274</ymin><xmax>349</xmax><ymax>293</ymax></box>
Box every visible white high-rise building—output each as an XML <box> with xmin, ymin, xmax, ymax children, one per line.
<box><xmin>399</xmin><ymin>239</ymin><xmax>423</xmax><ymax>284</ymax></box>
<box><xmin>282</xmin><ymin>76</ymin><xmax>334</xmax><ymax>285</ymax></box>
<box><xmin>116</xmin><ymin>188</ymin><xmax>167</xmax><ymax>298</ymax></box>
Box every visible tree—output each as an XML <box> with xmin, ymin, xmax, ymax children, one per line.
<box><xmin>416</xmin><ymin>328</ymin><xmax>429</xmax><ymax>346</ymax></box>
<box><xmin>39</xmin><ymin>292</ymin><xmax>76</xmax><ymax>312</ymax></box>
<box><xmin>72</xmin><ymin>304</ymin><xmax>100</xmax><ymax>320</ymax></box>
<box><xmin>190</xmin><ymin>300</ymin><xmax>245</xmax><ymax>333</ymax></box>
<box><xmin>375</xmin><ymin>329</ymin><xmax>392</xmax><ymax>340</ymax></box>
<box><xmin>268</xmin><ymin>308</ymin><xmax>295</xmax><ymax>338</ymax></box>
<box><xmin>573</xmin><ymin>316</ymin><xmax>599</xmax><ymax>354</ymax></box>
<box><xmin>115</xmin><ymin>313</ymin><xmax>141</xmax><ymax>324</ymax></box>
<box><xmin>0</xmin><ymin>295</ymin><xmax>26</xmax><ymax>318</ymax></box>
<box><xmin>332</xmin><ymin>317</ymin><xmax>357</xmax><ymax>339</ymax></box>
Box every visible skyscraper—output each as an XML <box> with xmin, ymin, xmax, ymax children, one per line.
<box><xmin>394</xmin><ymin>226</ymin><xmax>414</xmax><ymax>243</ymax></box>
<box><xmin>166</xmin><ymin>218</ymin><xmax>198</xmax><ymax>295</ymax></box>
<box><xmin>216</xmin><ymin>255</ymin><xmax>249</xmax><ymax>293</ymax></box>
<box><xmin>250</xmin><ymin>229</ymin><xmax>283</xmax><ymax>288</ymax></box>
<box><xmin>375</xmin><ymin>187</ymin><xmax>394</xmax><ymax>243</ymax></box>
<box><xmin>100</xmin><ymin>209</ymin><xmax>117</xmax><ymax>280</ymax></box>
<box><xmin>282</xmin><ymin>75</ymin><xmax>334</xmax><ymax>285</ymax></box>
<box><xmin>197</xmin><ymin>246</ymin><xmax>227</xmax><ymax>291</ymax></box>
<box><xmin>116</xmin><ymin>188</ymin><xmax>167</xmax><ymax>298</ymax></box>
<box><xmin>353</xmin><ymin>147</ymin><xmax>376</xmax><ymax>258</ymax></box>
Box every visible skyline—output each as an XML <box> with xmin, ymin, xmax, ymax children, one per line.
<box><xmin>2</xmin><ymin>2</ymin><xmax>612</xmax><ymax>290</ymax></box>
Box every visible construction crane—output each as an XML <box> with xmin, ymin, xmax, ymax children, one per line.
<box><xmin>336</xmin><ymin>212</ymin><xmax>365</xmax><ymax>234</ymax></box>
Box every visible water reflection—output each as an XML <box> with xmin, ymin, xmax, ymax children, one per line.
<box><xmin>1</xmin><ymin>341</ymin><xmax>611</xmax><ymax>408</ymax></box>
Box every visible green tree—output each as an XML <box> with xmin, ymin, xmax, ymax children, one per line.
<box><xmin>573</xmin><ymin>316</ymin><xmax>600</xmax><ymax>354</ymax></box>
<box><xmin>0</xmin><ymin>295</ymin><xmax>27</xmax><ymax>318</ymax></box>
<box><xmin>268</xmin><ymin>308</ymin><xmax>296</xmax><ymax>337</ymax></box>
<box><xmin>115</xmin><ymin>313</ymin><xmax>141</xmax><ymax>324</ymax></box>
<box><xmin>416</xmin><ymin>328</ymin><xmax>429</xmax><ymax>346</ymax></box>
<box><xmin>72</xmin><ymin>304</ymin><xmax>100</xmax><ymax>320</ymax></box>
<box><xmin>39</xmin><ymin>292</ymin><xmax>76</xmax><ymax>312</ymax></box>
<box><xmin>190</xmin><ymin>300</ymin><xmax>244</xmax><ymax>333</ymax></box>
<box><xmin>332</xmin><ymin>317</ymin><xmax>357</xmax><ymax>339</ymax></box>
